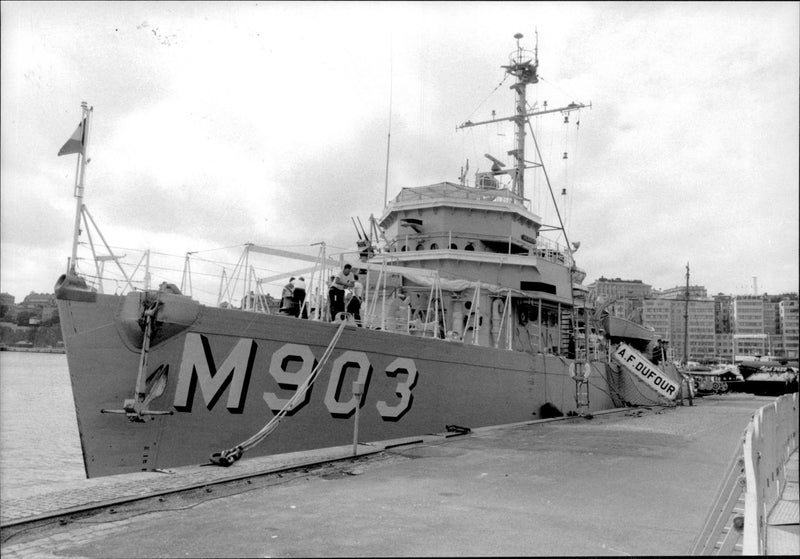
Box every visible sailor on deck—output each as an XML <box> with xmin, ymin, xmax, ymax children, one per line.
<box><xmin>292</xmin><ymin>276</ymin><xmax>308</xmax><ymax>318</ymax></box>
<box><xmin>330</xmin><ymin>264</ymin><xmax>354</xmax><ymax>320</ymax></box>
<box><xmin>346</xmin><ymin>274</ymin><xmax>363</xmax><ymax>325</ymax></box>
<box><xmin>280</xmin><ymin>278</ymin><xmax>295</xmax><ymax>316</ymax></box>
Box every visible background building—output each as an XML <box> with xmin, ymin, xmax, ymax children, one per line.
<box><xmin>642</xmin><ymin>297</ymin><xmax>716</xmax><ymax>362</ymax></box>
<box><xmin>714</xmin><ymin>294</ymin><xmax>733</xmax><ymax>335</ymax></box>
<box><xmin>733</xmin><ymin>295</ymin><xmax>767</xmax><ymax>358</ymax></box>
<box><xmin>715</xmin><ymin>333</ymin><xmax>734</xmax><ymax>362</ymax></box>
<box><xmin>658</xmin><ymin>285</ymin><xmax>708</xmax><ymax>300</ymax></box>
<box><xmin>780</xmin><ymin>299</ymin><xmax>799</xmax><ymax>357</ymax></box>
<box><xmin>591</xmin><ymin>276</ymin><xmax>798</xmax><ymax>363</ymax></box>
<box><xmin>587</xmin><ymin>277</ymin><xmax>651</xmax><ymax>320</ymax></box>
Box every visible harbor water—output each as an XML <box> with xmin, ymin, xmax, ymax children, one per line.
<box><xmin>0</xmin><ymin>352</ymin><xmax>85</xmax><ymax>501</ymax></box>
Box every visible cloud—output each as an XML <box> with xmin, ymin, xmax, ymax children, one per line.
<box><xmin>1</xmin><ymin>2</ymin><xmax>798</xmax><ymax>302</ymax></box>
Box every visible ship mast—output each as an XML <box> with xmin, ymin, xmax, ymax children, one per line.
<box><xmin>506</xmin><ymin>32</ymin><xmax>538</xmax><ymax>199</ymax></box>
<box><xmin>684</xmin><ymin>262</ymin><xmax>690</xmax><ymax>365</ymax></box>
<box><xmin>458</xmin><ymin>33</ymin><xmax>587</xmax><ymax>201</ymax></box>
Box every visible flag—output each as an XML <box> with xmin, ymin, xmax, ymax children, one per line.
<box><xmin>58</xmin><ymin>119</ymin><xmax>85</xmax><ymax>156</ymax></box>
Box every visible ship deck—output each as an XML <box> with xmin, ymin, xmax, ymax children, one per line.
<box><xmin>1</xmin><ymin>393</ymin><xmax>797</xmax><ymax>557</ymax></box>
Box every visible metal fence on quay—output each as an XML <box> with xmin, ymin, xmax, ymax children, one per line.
<box><xmin>692</xmin><ymin>392</ymin><xmax>799</xmax><ymax>555</ymax></box>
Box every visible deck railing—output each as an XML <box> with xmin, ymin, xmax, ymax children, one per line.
<box><xmin>389</xmin><ymin>230</ymin><xmax>573</xmax><ymax>267</ymax></box>
<box><xmin>392</xmin><ymin>183</ymin><xmax>528</xmax><ymax>206</ymax></box>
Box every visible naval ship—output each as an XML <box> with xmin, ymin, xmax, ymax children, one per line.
<box><xmin>55</xmin><ymin>34</ymin><xmax>684</xmax><ymax>478</ymax></box>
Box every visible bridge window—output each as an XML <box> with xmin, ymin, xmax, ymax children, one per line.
<box><xmin>450</xmin><ymin>243</ymin><xmax>458</xmax><ymax>250</ymax></box>
<box><xmin>430</xmin><ymin>243</ymin><xmax>438</xmax><ymax>250</ymax></box>
<box><xmin>465</xmin><ymin>243</ymin><xmax>475</xmax><ymax>251</ymax></box>
<box><xmin>416</xmin><ymin>243</ymin><xmax>425</xmax><ymax>251</ymax></box>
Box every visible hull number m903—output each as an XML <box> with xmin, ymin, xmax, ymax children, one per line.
<box><xmin>173</xmin><ymin>334</ymin><xmax>418</xmax><ymax>420</ymax></box>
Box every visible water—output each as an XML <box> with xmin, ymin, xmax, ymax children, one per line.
<box><xmin>0</xmin><ymin>351</ymin><xmax>85</xmax><ymax>501</ymax></box>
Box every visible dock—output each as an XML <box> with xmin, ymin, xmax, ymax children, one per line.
<box><xmin>1</xmin><ymin>393</ymin><xmax>797</xmax><ymax>557</ymax></box>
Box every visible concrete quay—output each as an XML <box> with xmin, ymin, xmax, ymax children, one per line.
<box><xmin>0</xmin><ymin>393</ymin><xmax>792</xmax><ymax>557</ymax></box>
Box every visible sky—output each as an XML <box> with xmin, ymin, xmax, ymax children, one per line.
<box><xmin>1</xmin><ymin>1</ymin><xmax>798</xmax><ymax>305</ymax></box>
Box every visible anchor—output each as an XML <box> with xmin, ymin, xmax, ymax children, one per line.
<box><xmin>101</xmin><ymin>299</ymin><xmax>174</xmax><ymax>422</ymax></box>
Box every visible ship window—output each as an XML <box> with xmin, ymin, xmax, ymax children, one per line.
<box><xmin>520</xmin><ymin>281</ymin><xmax>557</xmax><ymax>295</ymax></box>
<box><xmin>465</xmin><ymin>243</ymin><xmax>475</xmax><ymax>251</ymax></box>
<box><xmin>430</xmin><ymin>243</ymin><xmax>438</xmax><ymax>250</ymax></box>
<box><xmin>450</xmin><ymin>243</ymin><xmax>458</xmax><ymax>250</ymax></box>
<box><xmin>416</xmin><ymin>243</ymin><xmax>425</xmax><ymax>251</ymax></box>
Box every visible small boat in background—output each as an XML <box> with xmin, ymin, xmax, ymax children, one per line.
<box><xmin>733</xmin><ymin>360</ymin><xmax>799</xmax><ymax>396</ymax></box>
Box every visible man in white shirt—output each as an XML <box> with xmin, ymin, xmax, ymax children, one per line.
<box><xmin>346</xmin><ymin>274</ymin><xmax>364</xmax><ymax>325</ymax></box>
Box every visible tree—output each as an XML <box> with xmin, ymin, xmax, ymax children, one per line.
<box><xmin>16</xmin><ymin>311</ymin><xmax>33</xmax><ymax>326</ymax></box>
<box><xmin>42</xmin><ymin>310</ymin><xmax>61</xmax><ymax>327</ymax></box>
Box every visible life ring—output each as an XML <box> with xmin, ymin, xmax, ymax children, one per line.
<box><xmin>518</xmin><ymin>307</ymin><xmax>529</xmax><ymax>326</ymax></box>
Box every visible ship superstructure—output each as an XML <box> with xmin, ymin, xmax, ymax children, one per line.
<box><xmin>364</xmin><ymin>32</ymin><xmax>588</xmax><ymax>352</ymax></box>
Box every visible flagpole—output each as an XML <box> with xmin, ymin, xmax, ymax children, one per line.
<box><xmin>68</xmin><ymin>101</ymin><xmax>92</xmax><ymax>275</ymax></box>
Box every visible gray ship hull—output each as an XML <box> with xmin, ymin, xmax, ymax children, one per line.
<box><xmin>57</xmin><ymin>290</ymin><xmax>616</xmax><ymax>478</ymax></box>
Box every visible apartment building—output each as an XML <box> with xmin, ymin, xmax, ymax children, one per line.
<box><xmin>658</xmin><ymin>285</ymin><xmax>708</xmax><ymax>300</ymax></box>
<box><xmin>733</xmin><ymin>295</ymin><xmax>767</xmax><ymax>357</ymax></box>
<box><xmin>587</xmin><ymin>278</ymin><xmax>652</xmax><ymax>320</ymax></box>
<box><xmin>780</xmin><ymin>299</ymin><xmax>799</xmax><ymax>357</ymax></box>
<box><xmin>713</xmin><ymin>294</ymin><xmax>733</xmax><ymax>334</ymax></box>
<box><xmin>604</xmin><ymin>279</ymin><xmax>798</xmax><ymax>362</ymax></box>
<box><xmin>642</xmin><ymin>297</ymin><xmax>716</xmax><ymax>362</ymax></box>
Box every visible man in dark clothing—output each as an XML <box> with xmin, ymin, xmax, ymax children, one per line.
<box><xmin>280</xmin><ymin>278</ymin><xmax>295</xmax><ymax>316</ymax></box>
<box><xmin>652</xmin><ymin>339</ymin><xmax>665</xmax><ymax>365</ymax></box>
<box><xmin>329</xmin><ymin>264</ymin><xmax>353</xmax><ymax>320</ymax></box>
<box><xmin>327</xmin><ymin>275</ymin><xmax>337</xmax><ymax>321</ymax></box>
<box><xmin>346</xmin><ymin>274</ymin><xmax>363</xmax><ymax>325</ymax></box>
<box><xmin>292</xmin><ymin>277</ymin><xmax>307</xmax><ymax>318</ymax></box>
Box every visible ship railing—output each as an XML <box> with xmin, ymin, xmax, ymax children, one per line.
<box><xmin>509</xmin><ymin>47</ymin><xmax>537</xmax><ymax>67</ymax></box>
<box><xmin>574</xmin><ymin>336</ymin><xmax>603</xmax><ymax>361</ymax></box>
<box><xmin>531</xmin><ymin>236</ymin><xmax>573</xmax><ymax>266</ymax></box>
<box><xmin>390</xmin><ymin>229</ymin><xmax>573</xmax><ymax>266</ymax></box>
<box><xmin>392</xmin><ymin>183</ymin><xmax>528</xmax><ymax>206</ymax></box>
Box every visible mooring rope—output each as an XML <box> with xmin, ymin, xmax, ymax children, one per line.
<box><xmin>209</xmin><ymin>320</ymin><xmax>349</xmax><ymax>466</ymax></box>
